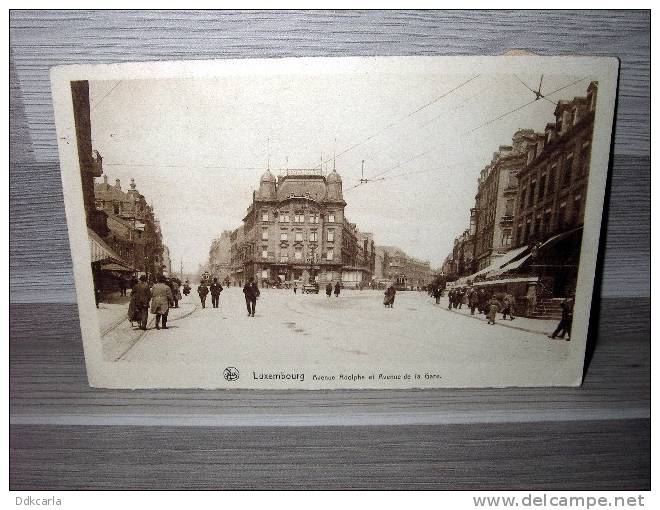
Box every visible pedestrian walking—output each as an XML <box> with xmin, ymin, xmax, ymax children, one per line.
<box><xmin>128</xmin><ymin>275</ymin><xmax>151</xmax><ymax>330</ymax></box>
<box><xmin>197</xmin><ymin>281</ymin><xmax>209</xmax><ymax>309</ymax></box>
<box><xmin>118</xmin><ymin>277</ymin><xmax>127</xmax><ymax>297</ymax></box>
<box><xmin>468</xmin><ymin>287</ymin><xmax>479</xmax><ymax>315</ymax></box>
<box><xmin>151</xmin><ymin>275</ymin><xmax>174</xmax><ymax>330</ymax></box>
<box><xmin>548</xmin><ymin>297</ymin><xmax>574</xmax><ymax>341</ymax></box>
<box><xmin>383</xmin><ymin>284</ymin><xmax>396</xmax><ymax>308</ymax></box>
<box><xmin>182</xmin><ymin>280</ymin><xmax>191</xmax><ymax>296</ymax></box>
<box><xmin>293</xmin><ymin>281</ymin><xmax>297</xmax><ymax>294</ymax></box>
<box><xmin>168</xmin><ymin>278</ymin><xmax>181</xmax><ymax>308</ymax></box>
<box><xmin>325</xmin><ymin>282</ymin><xmax>332</xmax><ymax>298</ymax></box>
<box><xmin>432</xmin><ymin>285</ymin><xmax>442</xmax><ymax>305</ymax></box>
<box><xmin>209</xmin><ymin>278</ymin><xmax>224</xmax><ymax>308</ymax></box>
<box><xmin>243</xmin><ymin>278</ymin><xmax>260</xmax><ymax>317</ymax></box>
<box><xmin>477</xmin><ymin>288</ymin><xmax>488</xmax><ymax>314</ymax></box>
<box><xmin>334</xmin><ymin>281</ymin><xmax>341</xmax><ymax>298</ymax></box>
<box><xmin>502</xmin><ymin>293</ymin><xmax>516</xmax><ymax>321</ymax></box>
<box><xmin>447</xmin><ymin>288</ymin><xmax>454</xmax><ymax>310</ymax></box>
<box><xmin>486</xmin><ymin>296</ymin><xmax>501</xmax><ymax>325</ymax></box>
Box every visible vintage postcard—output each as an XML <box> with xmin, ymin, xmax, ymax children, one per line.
<box><xmin>50</xmin><ymin>56</ymin><xmax>618</xmax><ymax>389</ymax></box>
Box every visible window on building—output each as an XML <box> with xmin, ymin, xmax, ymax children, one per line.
<box><xmin>295</xmin><ymin>231</ymin><xmax>303</xmax><ymax>242</ymax></box>
<box><xmin>547</xmin><ymin>165</ymin><xmax>556</xmax><ymax>194</ymax></box>
<box><xmin>580</xmin><ymin>143</ymin><xmax>591</xmax><ymax>176</ymax></box>
<box><xmin>261</xmin><ymin>249</ymin><xmax>268</xmax><ymax>259</ymax></box>
<box><xmin>262</xmin><ymin>269</ymin><xmax>268</xmax><ymax>279</ymax></box>
<box><xmin>113</xmin><ymin>204</ymin><xmax>120</xmax><ymax>214</ymax></box>
<box><xmin>534</xmin><ymin>216</ymin><xmax>542</xmax><ymax>238</ymax></box>
<box><xmin>562</xmin><ymin>155</ymin><xmax>573</xmax><ymax>187</ymax></box>
<box><xmin>261</xmin><ymin>210</ymin><xmax>269</xmax><ymax>222</ymax></box>
<box><xmin>528</xmin><ymin>181</ymin><xmax>536</xmax><ymax>208</ymax></box>
<box><xmin>280</xmin><ymin>232</ymin><xmax>288</xmax><ymax>241</ymax></box>
<box><xmin>524</xmin><ymin>220</ymin><xmax>531</xmax><ymax>244</ymax></box>
<box><xmin>502</xmin><ymin>229</ymin><xmax>512</xmax><ymax>246</ymax></box>
<box><xmin>280</xmin><ymin>254</ymin><xmax>288</xmax><ymax>263</ymax></box>
<box><xmin>505</xmin><ymin>199</ymin><xmax>514</xmax><ymax>217</ymax></box>
<box><xmin>309</xmin><ymin>231</ymin><xmax>318</xmax><ymax>242</ymax></box>
<box><xmin>261</xmin><ymin>228</ymin><xmax>268</xmax><ymax>241</ymax></box>
<box><xmin>327</xmin><ymin>229</ymin><xmax>335</xmax><ymax>242</ymax></box>
<box><xmin>544</xmin><ymin>209</ymin><xmax>552</xmax><ymax>235</ymax></box>
<box><xmin>328</xmin><ymin>213</ymin><xmax>335</xmax><ymax>223</ymax></box>
<box><xmin>294</xmin><ymin>248</ymin><xmax>303</xmax><ymax>260</ymax></box>
<box><xmin>573</xmin><ymin>194</ymin><xmax>583</xmax><ymax>225</ymax></box>
<box><xmin>538</xmin><ymin>174</ymin><xmax>546</xmax><ymax>200</ymax></box>
<box><xmin>519</xmin><ymin>188</ymin><xmax>527</xmax><ymax>212</ymax></box>
<box><xmin>279</xmin><ymin>212</ymin><xmax>289</xmax><ymax>223</ymax></box>
<box><xmin>294</xmin><ymin>213</ymin><xmax>304</xmax><ymax>223</ymax></box>
<box><xmin>326</xmin><ymin>249</ymin><xmax>334</xmax><ymax>261</ymax></box>
<box><xmin>557</xmin><ymin>202</ymin><xmax>567</xmax><ymax>230</ymax></box>
<box><xmin>309</xmin><ymin>213</ymin><xmax>319</xmax><ymax>224</ymax></box>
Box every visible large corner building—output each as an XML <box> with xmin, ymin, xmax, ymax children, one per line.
<box><xmin>230</xmin><ymin>168</ymin><xmax>375</xmax><ymax>287</ymax></box>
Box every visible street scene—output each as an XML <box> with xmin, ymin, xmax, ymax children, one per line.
<box><xmin>66</xmin><ymin>59</ymin><xmax>599</xmax><ymax>383</ymax></box>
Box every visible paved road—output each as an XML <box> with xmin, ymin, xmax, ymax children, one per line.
<box><xmin>115</xmin><ymin>287</ymin><xmax>576</xmax><ymax>388</ymax></box>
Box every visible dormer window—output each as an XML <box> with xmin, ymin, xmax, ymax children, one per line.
<box><xmin>261</xmin><ymin>210</ymin><xmax>269</xmax><ymax>222</ymax></box>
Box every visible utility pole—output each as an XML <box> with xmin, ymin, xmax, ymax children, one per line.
<box><xmin>360</xmin><ymin>160</ymin><xmax>368</xmax><ymax>184</ymax></box>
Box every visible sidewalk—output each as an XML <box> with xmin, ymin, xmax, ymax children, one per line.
<box><xmin>433</xmin><ymin>296</ymin><xmax>559</xmax><ymax>337</ymax></box>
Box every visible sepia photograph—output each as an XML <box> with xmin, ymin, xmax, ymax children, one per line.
<box><xmin>51</xmin><ymin>56</ymin><xmax>618</xmax><ymax>388</ymax></box>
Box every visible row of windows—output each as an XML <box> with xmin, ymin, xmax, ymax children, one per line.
<box><xmin>519</xmin><ymin>142</ymin><xmax>590</xmax><ymax>212</ymax></box>
<box><xmin>262</xmin><ymin>228</ymin><xmax>335</xmax><ymax>242</ymax></box>
<box><xmin>516</xmin><ymin>193</ymin><xmax>583</xmax><ymax>245</ymax></box>
<box><xmin>260</xmin><ymin>248</ymin><xmax>334</xmax><ymax>261</ymax></box>
<box><xmin>261</xmin><ymin>210</ymin><xmax>336</xmax><ymax>223</ymax></box>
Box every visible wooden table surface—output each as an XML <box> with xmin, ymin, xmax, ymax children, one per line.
<box><xmin>10</xmin><ymin>10</ymin><xmax>650</xmax><ymax>489</ymax></box>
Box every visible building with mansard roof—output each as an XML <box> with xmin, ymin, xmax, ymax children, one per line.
<box><xmin>228</xmin><ymin>167</ymin><xmax>375</xmax><ymax>287</ymax></box>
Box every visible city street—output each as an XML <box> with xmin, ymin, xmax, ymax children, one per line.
<box><xmin>101</xmin><ymin>287</ymin><xmax>575</xmax><ymax>388</ymax></box>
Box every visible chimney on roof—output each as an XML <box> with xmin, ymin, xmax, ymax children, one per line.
<box><xmin>115</xmin><ymin>179</ymin><xmax>121</xmax><ymax>190</ymax></box>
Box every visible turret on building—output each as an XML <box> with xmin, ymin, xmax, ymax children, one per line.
<box><xmin>228</xmin><ymin>167</ymin><xmax>374</xmax><ymax>287</ymax></box>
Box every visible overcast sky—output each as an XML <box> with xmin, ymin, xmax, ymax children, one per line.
<box><xmin>89</xmin><ymin>69</ymin><xmax>589</xmax><ymax>271</ymax></box>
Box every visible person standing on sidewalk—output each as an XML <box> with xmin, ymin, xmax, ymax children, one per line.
<box><xmin>150</xmin><ymin>275</ymin><xmax>174</xmax><ymax>330</ymax></box>
<box><xmin>468</xmin><ymin>287</ymin><xmax>479</xmax><ymax>315</ymax></box>
<box><xmin>325</xmin><ymin>282</ymin><xmax>333</xmax><ymax>298</ymax></box>
<box><xmin>209</xmin><ymin>278</ymin><xmax>224</xmax><ymax>308</ymax></box>
<box><xmin>501</xmin><ymin>293</ymin><xmax>516</xmax><ymax>321</ymax></box>
<box><xmin>197</xmin><ymin>281</ymin><xmax>209</xmax><ymax>309</ymax></box>
<box><xmin>548</xmin><ymin>297</ymin><xmax>574</xmax><ymax>341</ymax></box>
<box><xmin>334</xmin><ymin>281</ymin><xmax>341</xmax><ymax>298</ymax></box>
<box><xmin>129</xmin><ymin>275</ymin><xmax>151</xmax><ymax>330</ymax></box>
<box><xmin>486</xmin><ymin>296</ymin><xmax>501</xmax><ymax>325</ymax></box>
<box><xmin>243</xmin><ymin>278</ymin><xmax>260</xmax><ymax>317</ymax></box>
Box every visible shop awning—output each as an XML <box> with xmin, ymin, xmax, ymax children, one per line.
<box><xmin>88</xmin><ymin>228</ymin><xmax>135</xmax><ymax>271</ymax></box>
<box><xmin>537</xmin><ymin>226</ymin><xmax>583</xmax><ymax>252</ymax></box>
<box><xmin>101</xmin><ymin>262</ymin><xmax>136</xmax><ymax>272</ymax></box>
<box><xmin>489</xmin><ymin>253</ymin><xmax>532</xmax><ymax>277</ymax></box>
<box><xmin>469</xmin><ymin>245</ymin><xmax>530</xmax><ymax>280</ymax></box>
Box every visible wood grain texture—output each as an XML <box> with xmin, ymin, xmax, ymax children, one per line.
<box><xmin>10</xmin><ymin>420</ymin><xmax>651</xmax><ymax>490</ymax></box>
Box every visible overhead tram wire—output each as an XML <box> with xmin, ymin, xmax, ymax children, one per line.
<box><xmin>311</xmin><ymin>74</ymin><xmax>481</xmax><ymax>172</ymax></box>
<box><xmin>512</xmin><ymin>74</ymin><xmax>558</xmax><ymax>106</ymax></box>
<box><xmin>348</xmin><ymin>76</ymin><xmax>593</xmax><ymax>193</ymax></box>
<box><xmin>349</xmin><ymin>77</ymin><xmax>501</xmax><ymax>185</ymax></box>
<box><xmin>465</xmin><ymin>76</ymin><xmax>590</xmax><ymax>135</ymax></box>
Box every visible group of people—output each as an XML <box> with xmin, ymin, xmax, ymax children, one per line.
<box><xmin>444</xmin><ymin>286</ymin><xmax>517</xmax><ymax>325</ymax></box>
<box><xmin>127</xmin><ymin>275</ymin><xmax>183</xmax><ymax>330</ymax></box>
<box><xmin>325</xmin><ymin>281</ymin><xmax>342</xmax><ymax>298</ymax></box>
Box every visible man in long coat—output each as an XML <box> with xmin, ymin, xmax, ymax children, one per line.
<box><xmin>129</xmin><ymin>275</ymin><xmax>151</xmax><ymax>330</ymax></box>
<box><xmin>209</xmin><ymin>278</ymin><xmax>224</xmax><ymax>308</ymax></box>
<box><xmin>334</xmin><ymin>281</ymin><xmax>341</xmax><ymax>298</ymax></box>
<box><xmin>197</xmin><ymin>281</ymin><xmax>209</xmax><ymax>308</ymax></box>
<box><xmin>383</xmin><ymin>284</ymin><xmax>396</xmax><ymax>308</ymax></box>
<box><xmin>243</xmin><ymin>278</ymin><xmax>260</xmax><ymax>317</ymax></box>
<box><xmin>549</xmin><ymin>298</ymin><xmax>573</xmax><ymax>340</ymax></box>
<box><xmin>325</xmin><ymin>282</ymin><xmax>333</xmax><ymax>298</ymax></box>
<box><xmin>150</xmin><ymin>275</ymin><xmax>174</xmax><ymax>329</ymax></box>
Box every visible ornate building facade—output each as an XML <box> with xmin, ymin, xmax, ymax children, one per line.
<box><xmin>94</xmin><ymin>175</ymin><xmax>164</xmax><ymax>277</ymax></box>
<box><xmin>229</xmin><ymin>168</ymin><xmax>375</xmax><ymax>287</ymax></box>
